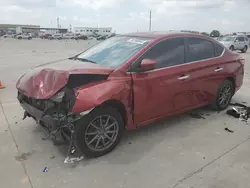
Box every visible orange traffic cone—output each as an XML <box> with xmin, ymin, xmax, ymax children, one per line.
<box><xmin>0</xmin><ymin>80</ymin><xmax>5</xmax><ymax>89</ymax></box>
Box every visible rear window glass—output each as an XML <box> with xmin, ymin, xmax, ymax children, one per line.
<box><xmin>214</xmin><ymin>43</ymin><xmax>224</xmax><ymax>57</ymax></box>
<box><xmin>187</xmin><ymin>38</ymin><xmax>214</xmax><ymax>62</ymax></box>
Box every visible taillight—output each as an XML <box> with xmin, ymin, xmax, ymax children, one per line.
<box><xmin>239</xmin><ymin>57</ymin><xmax>245</xmax><ymax>65</ymax></box>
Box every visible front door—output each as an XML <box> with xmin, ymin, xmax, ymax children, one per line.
<box><xmin>129</xmin><ymin>37</ymin><xmax>194</xmax><ymax>126</ymax></box>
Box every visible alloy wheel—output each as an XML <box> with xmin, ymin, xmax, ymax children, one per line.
<box><xmin>84</xmin><ymin>115</ymin><xmax>119</xmax><ymax>152</ymax></box>
<box><xmin>218</xmin><ymin>84</ymin><xmax>232</xmax><ymax>108</ymax></box>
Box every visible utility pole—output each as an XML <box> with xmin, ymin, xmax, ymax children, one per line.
<box><xmin>69</xmin><ymin>24</ymin><xmax>72</xmax><ymax>32</ymax></box>
<box><xmin>57</xmin><ymin>17</ymin><xmax>60</xmax><ymax>28</ymax></box>
<box><xmin>149</xmin><ymin>10</ymin><xmax>152</xmax><ymax>31</ymax></box>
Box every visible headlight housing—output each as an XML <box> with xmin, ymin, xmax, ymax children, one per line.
<box><xmin>50</xmin><ymin>91</ymin><xmax>65</xmax><ymax>102</ymax></box>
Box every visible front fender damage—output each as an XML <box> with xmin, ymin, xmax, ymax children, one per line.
<box><xmin>72</xmin><ymin>79</ymin><xmax>133</xmax><ymax>128</ymax></box>
<box><xmin>18</xmin><ymin>73</ymin><xmax>113</xmax><ymax>163</ymax></box>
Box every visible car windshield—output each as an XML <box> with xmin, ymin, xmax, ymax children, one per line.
<box><xmin>220</xmin><ymin>36</ymin><xmax>235</xmax><ymax>42</ymax></box>
<box><xmin>76</xmin><ymin>36</ymin><xmax>152</xmax><ymax>67</ymax></box>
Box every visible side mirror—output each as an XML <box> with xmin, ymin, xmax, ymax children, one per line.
<box><xmin>140</xmin><ymin>59</ymin><xmax>156</xmax><ymax>71</ymax></box>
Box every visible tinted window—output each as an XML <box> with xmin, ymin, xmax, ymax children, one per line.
<box><xmin>142</xmin><ymin>38</ymin><xmax>185</xmax><ymax>68</ymax></box>
<box><xmin>214</xmin><ymin>42</ymin><xmax>224</xmax><ymax>57</ymax></box>
<box><xmin>238</xmin><ymin>36</ymin><xmax>245</xmax><ymax>41</ymax></box>
<box><xmin>187</xmin><ymin>38</ymin><xmax>214</xmax><ymax>62</ymax></box>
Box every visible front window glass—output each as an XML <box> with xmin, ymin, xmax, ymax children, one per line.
<box><xmin>220</xmin><ymin>36</ymin><xmax>235</xmax><ymax>41</ymax></box>
<box><xmin>77</xmin><ymin>36</ymin><xmax>151</xmax><ymax>67</ymax></box>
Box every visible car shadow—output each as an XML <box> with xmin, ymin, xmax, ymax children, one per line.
<box><xmin>36</xmin><ymin>99</ymin><xmax>245</xmax><ymax>167</ymax></box>
<box><xmin>78</xmin><ymin>105</ymin><xmax>226</xmax><ymax>166</ymax></box>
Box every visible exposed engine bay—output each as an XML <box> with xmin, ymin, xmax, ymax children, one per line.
<box><xmin>17</xmin><ymin>74</ymin><xmax>109</xmax><ymax>163</ymax></box>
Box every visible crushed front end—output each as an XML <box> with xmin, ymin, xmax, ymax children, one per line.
<box><xmin>17</xmin><ymin>87</ymin><xmax>85</xmax><ymax>163</ymax></box>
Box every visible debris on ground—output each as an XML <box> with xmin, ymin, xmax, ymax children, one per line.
<box><xmin>224</xmin><ymin>127</ymin><xmax>234</xmax><ymax>133</ymax></box>
<box><xmin>189</xmin><ymin>112</ymin><xmax>206</xmax><ymax>119</ymax></box>
<box><xmin>15</xmin><ymin>152</ymin><xmax>32</xmax><ymax>162</ymax></box>
<box><xmin>64</xmin><ymin>156</ymin><xmax>84</xmax><ymax>164</ymax></box>
<box><xmin>226</xmin><ymin>103</ymin><xmax>250</xmax><ymax>122</ymax></box>
<box><xmin>15</xmin><ymin>121</ymin><xmax>18</xmax><ymax>124</ymax></box>
<box><xmin>50</xmin><ymin>156</ymin><xmax>55</xmax><ymax>159</ymax></box>
<box><xmin>43</xmin><ymin>167</ymin><xmax>48</xmax><ymax>172</ymax></box>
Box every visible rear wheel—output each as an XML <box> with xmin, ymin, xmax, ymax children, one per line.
<box><xmin>241</xmin><ymin>45</ymin><xmax>248</xmax><ymax>53</ymax></box>
<box><xmin>229</xmin><ymin>45</ymin><xmax>234</xmax><ymax>51</ymax></box>
<box><xmin>75</xmin><ymin>107</ymin><xmax>124</xmax><ymax>158</ymax></box>
<box><xmin>211</xmin><ymin>79</ymin><xmax>234</xmax><ymax>111</ymax></box>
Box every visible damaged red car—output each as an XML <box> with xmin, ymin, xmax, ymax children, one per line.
<box><xmin>16</xmin><ymin>32</ymin><xmax>244</xmax><ymax>158</ymax></box>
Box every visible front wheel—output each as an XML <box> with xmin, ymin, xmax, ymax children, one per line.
<box><xmin>211</xmin><ymin>79</ymin><xmax>234</xmax><ymax>111</ymax></box>
<box><xmin>75</xmin><ymin>107</ymin><xmax>124</xmax><ymax>158</ymax></box>
<box><xmin>229</xmin><ymin>45</ymin><xmax>234</xmax><ymax>51</ymax></box>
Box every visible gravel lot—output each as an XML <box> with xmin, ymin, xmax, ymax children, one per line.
<box><xmin>1</xmin><ymin>38</ymin><xmax>250</xmax><ymax>188</ymax></box>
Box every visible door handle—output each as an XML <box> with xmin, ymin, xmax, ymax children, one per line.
<box><xmin>178</xmin><ymin>75</ymin><xmax>190</xmax><ymax>80</ymax></box>
<box><xmin>214</xmin><ymin>68</ymin><xmax>223</xmax><ymax>72</ymax></box>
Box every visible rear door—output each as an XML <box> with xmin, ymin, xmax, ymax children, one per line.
<box><xmin>130</xmin><ymin>37</ymin><xmax>194</xmax><ymax>126</ymax></box>
<box><xmin>185</xmin><ymin>37</ymin><xmax>226</xmax><ymax>105</ymax></box>
<box><xmin>238</xmin><ymin>36</ymin><xmax>245</xmax><ymax>49</ymax></box>
<box><xmin>234</xmin><ymin>36</ymin><xmax>241</xmax><ymax>50</ymax></box>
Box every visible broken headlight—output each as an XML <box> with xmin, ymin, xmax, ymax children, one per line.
<box><xmin>50</xmin><ymin>91</ymin><xmax>65</xmax><ymax>102</ymax></box>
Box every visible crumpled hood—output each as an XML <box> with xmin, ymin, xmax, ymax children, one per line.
<box><xmin>16</xmin><ymin>59</ymin><xmax>114</xmax><ymax>99</ymax></box>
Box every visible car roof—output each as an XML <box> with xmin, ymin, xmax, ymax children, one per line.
<box><xmin>123</xmin><ymin>31</ymin><xmax>206</xmax><ymax>39</ymax></box>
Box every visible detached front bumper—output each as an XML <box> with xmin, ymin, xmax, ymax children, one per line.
<box><xmin>20</xmin><ymin>102</ymin><xmax>59</xmax><ymax>129</ymax></box>
<box><xmin>18</xmin><ymin>99</ymin><xmax>85</xmax><ymax>163</ymax></box>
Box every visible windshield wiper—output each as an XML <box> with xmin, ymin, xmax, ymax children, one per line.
<box><xmin>70</xmin><ymin>57</ymin><xmax>97</xmax><ymax>64</ymax></box>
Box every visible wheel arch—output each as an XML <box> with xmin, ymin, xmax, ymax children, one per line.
<box><xmin>99</xmin><ymin>99</ymin><xmax>127</xmax><ymax>127</ymax></box>
<box><xmin>225</xmin><ymin>77</ymin><xmax>235</xmax><ymax>94</ymax></box>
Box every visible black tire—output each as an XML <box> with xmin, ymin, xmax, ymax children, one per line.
<box><xmin>211</xmin><ymin>79</ymin><xmax>234</xmax><ymax>111</ymax></box>
<box><xmin>18</xmin><ymin>37</ymin><xmax>22</xmax><ymax>40</ymax></box>
<box><xmin>241</xmin><ymin>45</ymin><xmax>248</xmax><ymax>53</ymax></box>
<box><xmin>75</xmin><ymin>107</ymin><xmax>124</xmax><ymax>158</ymax></box>
<box><xmin>28</xmin><ymin>37</ymin><xmax>32</xmax><ymax>40</ymax></box>
<box><xmin>229</xmin><ymin>45</ymin><xmax>234</xmax><ymax>51</ymax></box>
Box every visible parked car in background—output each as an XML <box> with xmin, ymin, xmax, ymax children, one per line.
<box><xmin>2</xmin><ymin>33</ymin><xmax>15</xmax><ymax>38</ymax></box>
<box><xmin>106</xmin><ymin>33</ymin><xmax>116</xmax><ymax>39</ymax></box>
<box><xmin>247</xmin><ymin>35</ymin><xmax>250</xmax><ymax>45</ymax></box>
<box><xmin>97</xmin><ymin>35</ymin><xmax>108</xmax><ymax>40</ymax></box>
<box><xmin>219</xmin><ymin>35</ymin><xmax>248</xmax><ymax>52</ymax></box>
<box><xmin>0</xmin><ymin>30</ymin><xmax>5</xmax><ymax>37</ymax></box>
<box><xmin>40</xmin><ymin>33</ymin><xmax>52</xmax><ymax>39</ymax></box>
<box><xmin>14</xmin><ymin>33</ymin><xmax>22</xmax><ymax>38</ymax></box>
<box><xmin>74</xmin><ymin>34</ymin><xmax>88</xmax><ymax>40</ymax></box>
<box><xmin>49</xmin><ymin>33</ymin><xmax>63</xmax><ymax>40</ymax></box>
<box><xmin>16</xmin><ymin>32</ymin><xmax>244</xmax><ymax>158</ymax></box>
<box><xmin>62</xmin><ymin>33</ymin><xmax>75</xmax><ymax>39</ymax></box>
<box><xmin>17</xmin><ymin>33</ymin><xmax>32</xmax><ymax>40</ymax></box>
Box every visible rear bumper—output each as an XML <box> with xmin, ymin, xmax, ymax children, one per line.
<box><xmin>235</xmin><ymin>65</ymin><xmax>244</xmax><ymax>93</ymax></box>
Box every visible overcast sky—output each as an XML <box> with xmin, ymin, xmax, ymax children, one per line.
<box><xmin>0</xmin><ymin>0</ymin><xmax>250</xmax><ymax>33</ymax></box>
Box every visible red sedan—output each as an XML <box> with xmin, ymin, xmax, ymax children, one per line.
<box><xmin>16</xmin><ymin>32</ymin><xmax>244</xmax><ymax>158</ymax></box>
